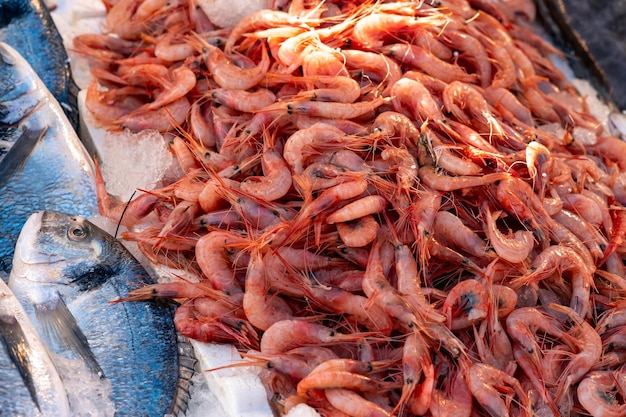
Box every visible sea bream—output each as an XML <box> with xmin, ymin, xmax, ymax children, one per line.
<box><xmin>0</xmin><ymin>0</ymin><xmax>81</xmax><ymax>130</ymax></box>
<box><xmin>0</xmin><ymin>41</ymin><xmax>97</xmax><ymax>273</ymax></box>
<box><xmin>0</xmin><ymin>278</ymin><xmax>70</xmax><ymax>416</ymax></box>
<box><xmin>8</xmin><ymin>210</ymin><xmax>186</xmax><ymax>416</ymax></box>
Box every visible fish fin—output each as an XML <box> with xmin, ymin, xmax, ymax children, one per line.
<box><xmin>0</xmin><ymin>127</ymin><xmax>47</xmax><ymax>188</ymax></box>
<box><xmin>34</xmin><ymin>295</ymin><xmax>105</xmax><ymax>378</ymax></box>
<box><xmin>0</xmin><ymin>312</ymin><xmax>41</xmax><ymax>411</ymax></box>
<box><xmin>170</xmin><ymin>333</ymin><xmax>198</xmax><ymax>416</ymax></box>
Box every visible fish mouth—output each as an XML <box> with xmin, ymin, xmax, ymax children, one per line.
<box><xmin>13</xmin><ymin>211</ymin><xmax>65</xmax><ymax>268</ymax></box>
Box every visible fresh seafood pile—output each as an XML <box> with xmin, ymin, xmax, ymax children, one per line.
<box><xmin>78</xmin><ymin>0</ymin><xmax>626</xmax><ymax>415</ymax></box>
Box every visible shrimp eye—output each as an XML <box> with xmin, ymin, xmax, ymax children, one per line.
<box><xmin>68</xmin><ymin>223</ymin><xmax>89</xmax><ymax>241</ymax></box>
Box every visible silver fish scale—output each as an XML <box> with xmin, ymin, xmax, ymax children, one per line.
<box><xmin>0</xmin><ymin>42</ymin><xmax>98</xmax><ymax>274</ymax></box>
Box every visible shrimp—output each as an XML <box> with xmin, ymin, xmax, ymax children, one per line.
<box><xmin>116</xmin><ymin>97</ymin><xmax>191</xmax><ymax>132</ymax></box>
<box><xmin>514</xmin><ymin>245</ymin><xmax>594</xmax><ymax>318</ymax></box>
<box><xmin>443</xmin><ymin>279</ymin><xmax>488</xmax><ymax>330</ymax></box>
<box><xmin>351</xmin><ymin>13</ymin><xmax>425</xmax><ymax>49</ymax></box>
<box><xmin>189</xmin><ymin>101</ymin><xmax>216</xmax><ymax>148</ymax></box>
<box><xmin>363</xmin><ymin>232</ymin><xmax>420</xmax><ymax>331</ymax></box>
<box><xmin>283</xmin><ymin>123</ymin><xmax>347</xmax><ymax>174</ymax></box>
<box><xmin>242</xmin><ymin>249</ymin><xmax>294</xmax><ymax>331</ymax></box>
<box><xmin>196</xmin><ymin>38</ymin><xmax>270</xmax><ymax>91</ymax></box>
<box><xmin>442</xmin><ymin>81</ymin><xmax>507</xmax><ymax>139</ymax></box>
<box><xmin>336</xmin><ymin>215</ymin><xmax>380</xmax><ymax>248</ymax></box>
<box><xmin>240</xmin><ymin>147</ymin><xmax>292</xmax><ymax>202</ymax></box>
<box><xmin>419</xmin><ymin>166</ymin><xmax>507</xmax><ymax>192</ymax></box>
<box><xmin>430</xmin><ymin>363</ymin><xmax>472</xmax><ymax>417</ymax></box>
<box><xmin>296</xmin><ymin>370</ymin><xmax>397</xmax><ymax>397</ymax></box>
<box><xmin>578</xmin><ymin>371</ymin><xmax>626</xmax><ymax>417</ymax></box>
<box><xmin>195</xmin><ymin>230</ymin><xmax>248</xmax><ymax>294</ymax></box>
<box><xmin>468</xmin><ymin>362</ymin><xmax>531</xmax><ymax>417</ymax></box>
<box><xmin>484</xmin><ymin>203</ymin><xmax>534</xmax><ymax>263</ymax></box>
<box><xmin>505</xmin><ymin>307</ymin><xmax>572</xmax><ymax>414</ymax></box>
<box><xmin>434</xmin><ymin>211</ymin><xmax>493</xmax><ymax>260</ymax></box>
<box><xmin>325</xmin><ymin>388</ymin><xmax>392</xmax><ymax>417</ymax></box>
<box><xmin>154</xmin><ymin>31</ymin><xmax>198</xmax><ymax>62</ymax></box>
<box><xmin>325</xmin><ymin>195</ymin><xmax>387</xmax><ymax>224</ymax></box>
<box><xmin>383</xmin><ymin>43</ymin><xmax>479</xmax><ymax>84</ymax></box>
<box><xmin>394</xmin><ymin>331</ymin><xmax>434</xmax><ymax>416</ymax></box>
<box><xmin>394</xmin><ymin>242</ymin><xmax>446</xmax><ymax>324</ymax></box>
<box><xmin>224</xmin><ymin>9</ymin><xmax>318</xmax><ymax>53</ymax></box>
<box><xmin>342</xmin><ymin>49</ymin><xmax>402</xmax><ymax>91</ymax></box>
<box><xmin>262</xmin><ymin>96</ymin><xmax>387</xmax><ymax>121</ymax></box>
<box><xmin>380</xmin><ymin>146</ymin><xmax>419</xmax><ymax>193</ymax></box>
<box><xmin>209</xmin><ymin>88</ymin><xmax>276</xmax><ymax>113</ymax></box>
<box><xmin>549</xmin><ymin>303</ymin><xmax>602</xmax><ymax>405</ymax></box>
<box><xmin>259</xmin><ymin>320</ymin><xmax>367</xmax><ymax>355</ymax></box>
<box><xmin>441</xmin><ymin>30</ymin><xmax>492</xmax><ymax>88</ymax></box>
<box><xmin>94</xmin><ymin>159</ymin><xmax>161</xmax><ymax>227</ymax></box>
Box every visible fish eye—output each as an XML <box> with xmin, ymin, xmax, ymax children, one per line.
<box><xmin>67</xmin><ymin>222</ymin><xmax>89</xmax><ymax>241</ymax></box>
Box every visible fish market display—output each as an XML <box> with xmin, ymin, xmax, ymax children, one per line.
<box><xmin>8</xmin><ymin>210</ymin><xmax>186</xmax><ymax>416</ymax></box>
<box><xmin>0</xmin><ymin>42</ymin><xmax>97</xmax><ymax>273</ymax></box>
<box><xmin>74</xmin><ymin>0</ymin><xmax>626</xmax><ymax>415</ymax></box>
<box><xmin>0</xmin><ymin>278</ymin><xmax>70</xmax><ymax>416</ymax></box>
<box><xmin>537</xmin><ymin>0</ymin><xmax>626</xmax><ymax>111</ymax></box>
<box><xmin>0</xmin><ymin>0</ymin><xmax>81</xmax><ymax>130</ymax></box>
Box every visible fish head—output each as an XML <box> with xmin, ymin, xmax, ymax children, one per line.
<box><xmin>10</xmin><ymin>210</ymin><xmax>124</xmax><ymax>295</ymax></box>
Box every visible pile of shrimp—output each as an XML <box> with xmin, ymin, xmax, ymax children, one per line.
<box><xmin>77</xmin><ymin>0</ymin><xmax>626</xmax><ymax>415</ymax></box>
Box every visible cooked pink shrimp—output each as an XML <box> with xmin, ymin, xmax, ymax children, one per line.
<box><xmin>434</xmin><ymin>211</ymin><xmax>492</xmax><ymax>260</ymax></box>
<box><xmin>553</xmin><ymin>209</ymin><xmax>608</xmax><ymax>261</ymax></box>
<box><xmin>351</xmin><ymin>12</ymin><xmax>447</xmax><ymax>49</ymax></box>
<box><xmin>154</xmin><ymin>31</ymin><xmax>197</xmax><ymax>62</ymax></box>
<box><xmin>116</xmin><ymin>97</ymin><xmax>191</xmax><ymax>132</ymax></box>
<box><xmin>189</xmin><ymin>101</ymin><xmax>216</xmax><ymax>148</ymax></box>
<box><xmin>442</xmin><ymin>81</ymin><xmax>507</xmax><ymax>139</ymax></box>
<box><xmin>283</xmin><ymin>123</ymin><xmax>347</xmax><ymax>174</ymax></box>
<box><xmin>383</xmin><ymin>43</ymin><xmax>479</xmax><ymax>84</ymax></box>
<box><xmin>94</xmin><ymin>160</ymin><xmax>161</xmax><ymax>227</ymax></box>
<box><xmin>325</xmin><ymin>388</ymin><xmax>392</xmax><ymax>417</ymax></box>
<box><xmin>484</xmin><ymin>204</ymin><xmax>534</xmax><ymax>263</ymax></box>
<box><xmin>240</xmin><ymin>147</ymin><xmax>292</xmax><ymax>202</ymax></box>
<box><xmin>578</xmin><ymin>371</ymin><xmax>626</xmax><ymax>417</ymax></box>
<box><xmin>209</xmin><ymin>88</ymin><xmax>276</xmax><ymax>113</ymax></box>
<box><xmin>442</xmin><ymin>30</ymin><xmax>491</xmax><ymax>88</ymax></box>
<box><xmin>262</xmin><ymin>96</ymin><xmax>387</xmax><ymax>120</ymax></box>
<box><xmin>326</xmin><ymin>195</ymin><xmax>387</xmax><ymax>224</ymax></box>
<box><xmin>505</xmin><ymin>307</ymin><xmax>571</xmax><ymax>415</ymax></box>
<box><xmin>549</xmin><ymin>303</ymin><xmax>602</xmax><ymax>405</ymax></box>
<box><xmin>297</xmin><ymin>370</ymin><xmax>397</xmax><ymax>397</ymax></box>
<box><xmin>195</xmin><ymin>230</ymin><xmax>248</xmax><ymax>294</ymax></box>
<box><xmin>342</xmin><ymin>49</ymin><xmax>402</xmax><ymax>91</ymax></box>
<box><xmin>380</xmin><ymin>146</ymin><xmax>419</xmax><ymax>192</ymax></box>
<box><xmin>395</xmin><ymin>331</ymin><xmax>434</xmax><ymax>416</ymax></box>
<box><xmin>243</xmin><ymin>250</ymin><xmax>294</xmax><ymax>331</ymax></box>
<box><xmin>224</xmin><ymin>9</ymin><xmax>318</xmax><ymax>53</ymax></box>
<box><xmin>103</xmin><ymin>0</ymin><xmax>148</xmax><ymax>40</ymax></box>
<box><xmin>363</xmin><ymin>233</ymin><xmax>420</xmax><ymax>331</ymax></box>
<box><xmin>336</xmin><ymin>215</ymin><xmax>380</xmax><ymax>248</ymax></box>
<box><xmin>196</xmin><ymin>39</ymin><xmax>270</xmax><ymax>91</ymax></box>
<box><xmin>468</xmin><ymin>362</ymin><xmax>531</xmax><ymax>417</ymax></box>
<box><xmin>308</xmin><ymin>285</ymin><xmax>393</xmax><ymax>332</ymax></box>
<box><xmin>443</xmin><ymin>279</ymin><xmax>488</xmax><ymax>330</ymax></box>
<box><xmin>259</xmin><ymin>320</ymin><xmax>366</xmax><ymax>354</ymax></box>
<box><xmin>430</xmin><ymin>364</ymin><xmax>472</xmax><ymax>417</ymax></box>
<box><xmin>514</xmin><ymin>245</ymin><xmax>594</xmax><ymax>318</ymax></box>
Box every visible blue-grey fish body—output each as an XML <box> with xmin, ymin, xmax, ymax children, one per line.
<box><xmin>0</xmin><ymin>279</ymin><xmax>70</xmax><ymax>416</ymax></box>
<box><xmin>0</xmin><ymin>0</ymin><xmax>80</xmax><ymax>130</ymax></box>
<box><xmin>9</xmin><ymin>210</ymin><xmax>180</xmax><ymax>416</ymax></box>
<box><xmin>0</xmin><ymin>42</ymin><xmax>97</xmax><ymax>273</ymax></box>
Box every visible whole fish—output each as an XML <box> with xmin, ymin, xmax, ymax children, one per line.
<box><xmin>0</xmin><ymin>41</ymin><xmax>97</xmax><ymax>273</ymax></box>
<box><xmin>0</xmin><ymin>0</ymin><xmax>80</xmax><ymax>131</ymax></box>
<box><xmin>8</xmin><ymin>210</ymin><xmax>187</xmax><ymax>416</ymax></box>
<box><xmin>537</xmin><ymin>0</ymin><xmax>626</xmax><ymax>110</ymax></box>
<box><xmin>0</xmin><ymin>278</ymin><xmax>71</xmax><ymax>416</ymax></box>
